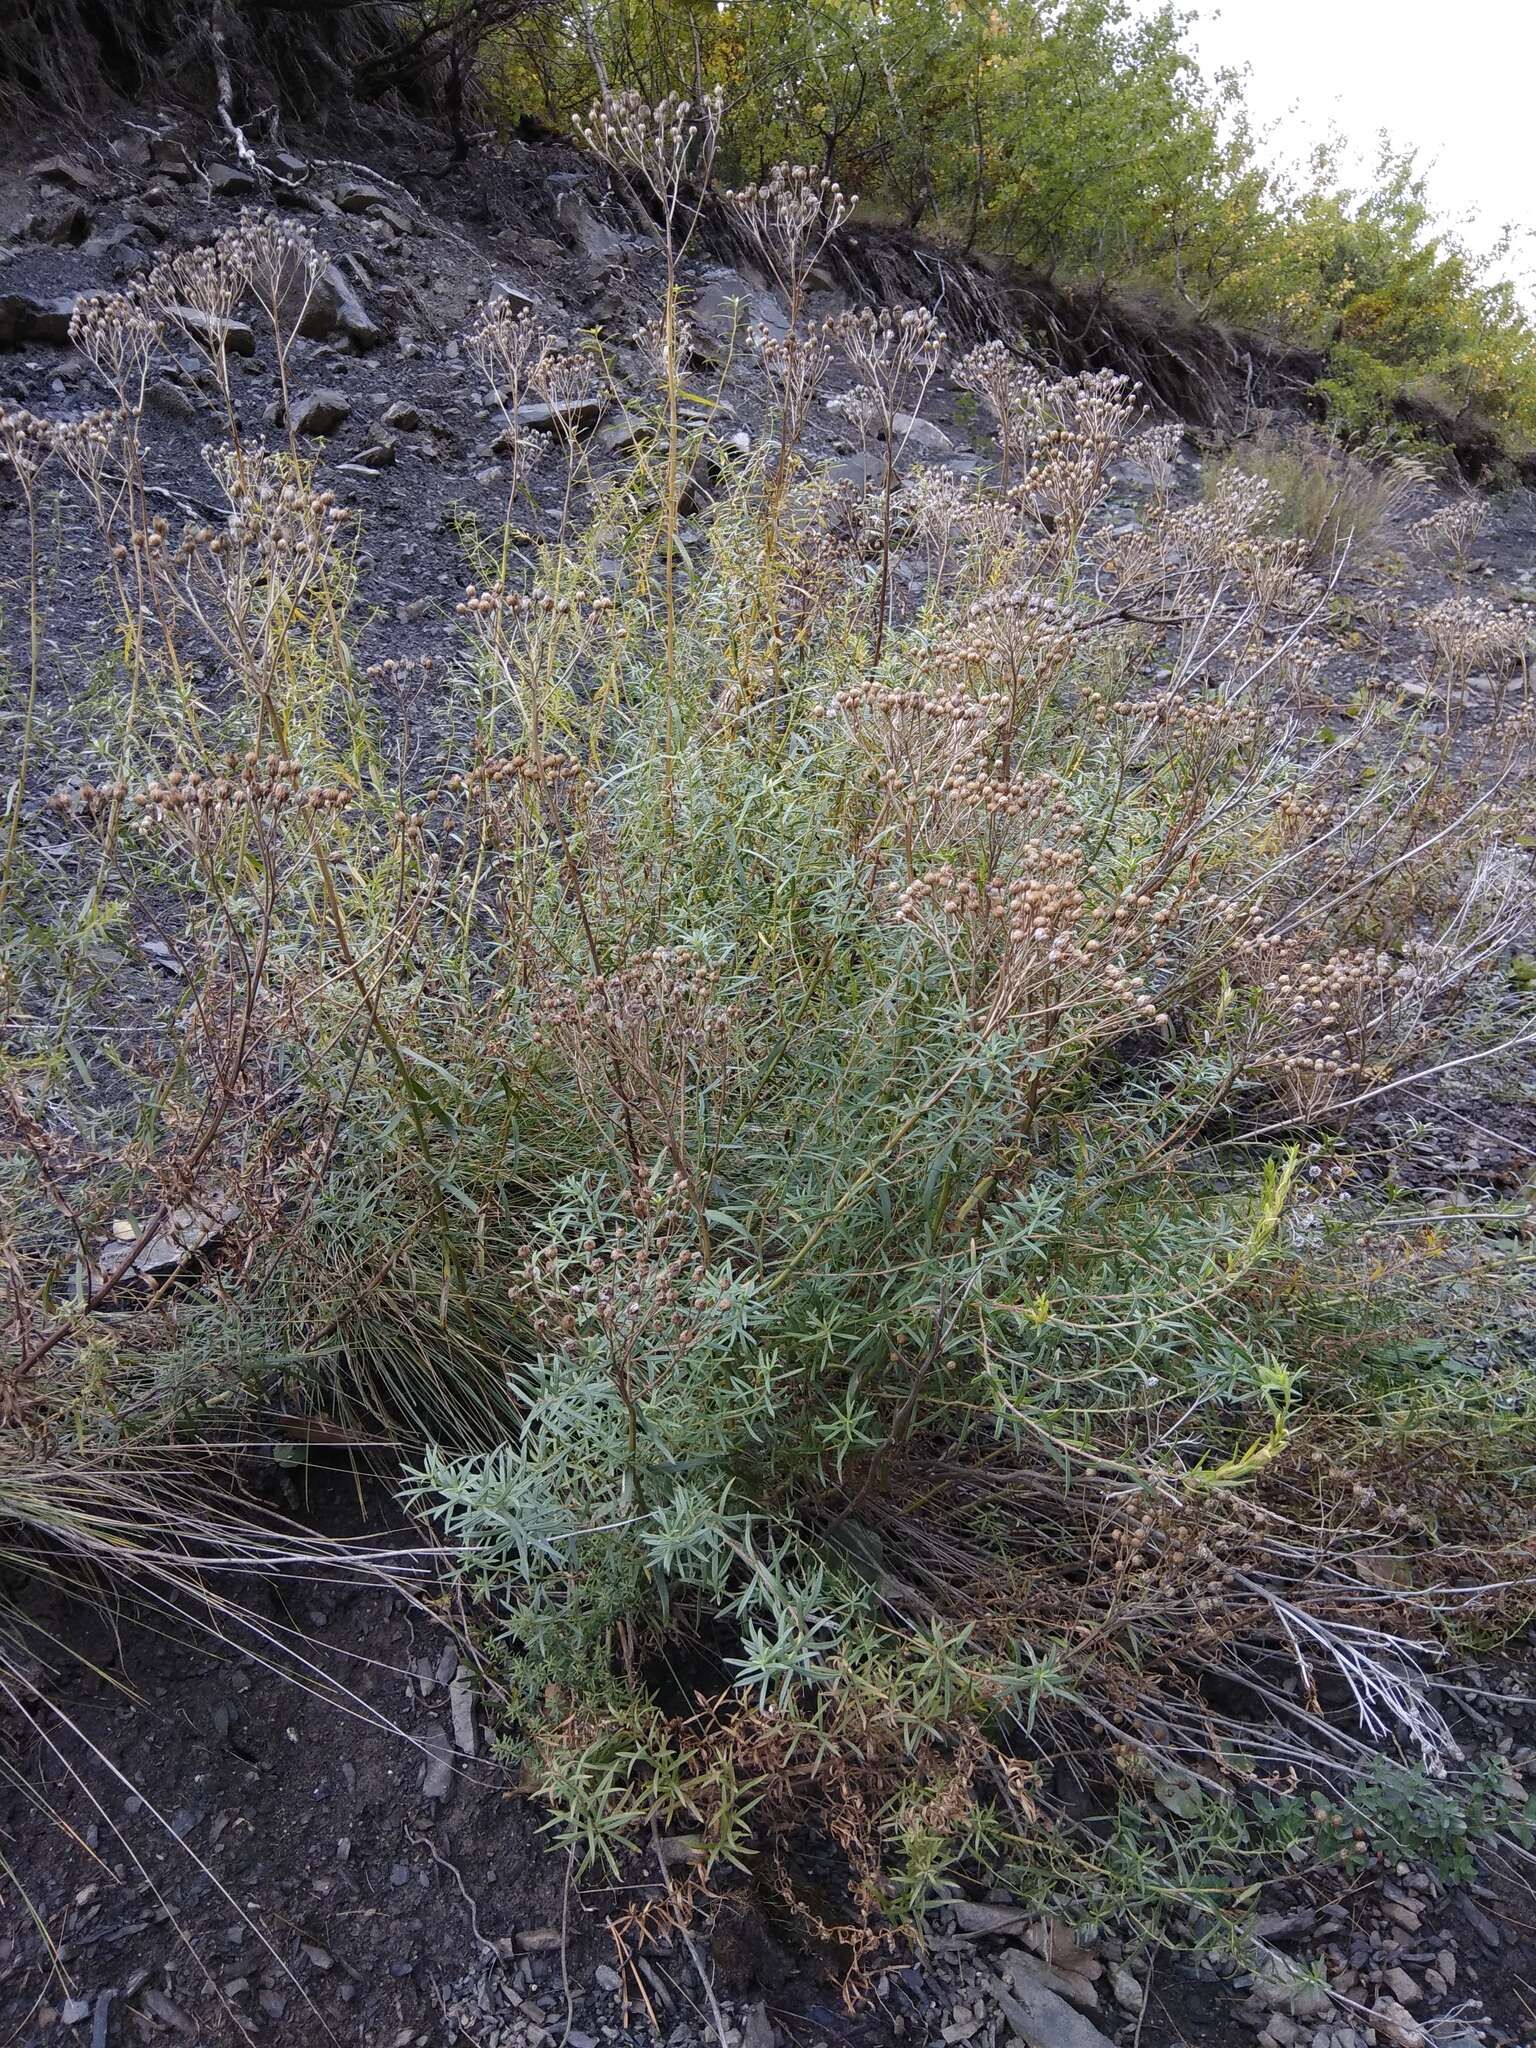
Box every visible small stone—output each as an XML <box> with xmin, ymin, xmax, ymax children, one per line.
<box><xmin>1252</xmin><ymin>1958</ymin><xmax>1332</xmax><ymax>2022</ymax></box>
<box><xmin>985</xmin><ymin>1966</ymin><xmax>1118</xmax><ymax>2048</ymax></box>
<box><xmin>420</xmin><ymin>1719</ymin><xmax>454</xmax><ymax>1799</ymax></box>
<box><xmin>1436</xmin><ymin>1950</ymin><xmax>1456</xmax><ymax>1988</ymax></box>
<box><xmin>595</xmin><ymin>1964</ymin><xmax>623</xmax><ymax>1993</ymax></box>
<box><xmin>165</xmin><ymin>305</ymin><xmax>256</xmax><ymax>357</ymax></box>
<box><xmin>335</xmin><ymin>179</ymin><xmax>391</xmax><ymax>214</ymax></box>
<box><xmin>1382</xmin><ymin>1903</ymin><xmax>1421</xmax><ymax>1934</ymax></box>
<box><xmin>740</xmin><ymin>2000</ymin><xmax>775</xmax><ymax>2048</ymax></box>
<box><xmin>449</xmin><ymin>1675</ymin><xmax>476</xmax><ymax>1756</ymax></box>
<box><xmin>27</xmin><ymin>201</ymin><xmax>90</xmax><ymax>246</ymax></box>
<box><xmin>292</xmin><ymin>388</ymin><xmax>351</xmax><ymax>437</ymax></box>
<box><xmin>513</xmin><ymin>395</ymin><xmax>607</xmax><ymax>438</ymax></box>
<box><xmin>889</xmin><ymin>411</ymin><xmax>954</xmax><ymax>454</ymax></box>
<box><xmin>223</xmin><ymin>1978</ymin><xmax>249</xmax><ymax>1997</ymax></box>
<box><xmin>0</xmin><ymin>291</ymin><xmax>76</xmax><ymax>345</ymax></box>
<box><xmin>207</xmin><ymin>162</ymin><xmax>257</xmax><ymax>197</ymax></box>
<box><xmin>1109</xmin><ymin>1965</ymin><xmax>1143</xmax><ymax>2015</ymax></box>
<box><xmin>488</xmin><ymin>278</ymin><xmax>538</xmax><ymax>315</ymax></box>
<box><xmin>352</xmin><ymin>439</ymin><xmax>396</xmax><ymax>468</ymax></box>
<box><xmin>62</xmin><ymin>1998</ymin><xmax>91</xmax><ymax>2025</ymax></box>
<box><xmin>1455</xmin><ymin>1898</ymin><xmax>1500</xmax><ymax>1949</ymax></box>
<box><xmin>950</xmin><ymin>1902</ymin><xmax>1031</xmax><ymax>1936</ymax></box>
<box><xmin>1370</xmin><ymin>1998</ymin><xmax>1425</xmax><ymax>2048</ymax></box>
<box><xmin>291</xmin><ymin>262</ymin><xmax>386</xmax><ymax>351</ymax></box>
<box><xmin>382</xmin><ymin>400</ymin><xmax>421</xmax><ymax>431</ymax></box>
<box><xmin>33</xmin><ymin>156</ymin><xmax>99</xmax><ymax>194</ymax></box>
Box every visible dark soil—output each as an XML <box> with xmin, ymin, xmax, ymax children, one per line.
<box><xmin>0</xmin><ymin>1470</ymin><xmax>811</xmax><ymax>2048</ymax></box>
<box><xmin>7</xmin><ymin>1519</ymin><xmax>1536</xmax><ymax>2048</ymax></box>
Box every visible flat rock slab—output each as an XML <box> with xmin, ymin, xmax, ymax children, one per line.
<box><xmin>985</xmin><ymin>1964</ymin><xmax>1117</xmax><ymax>2048</ymax></box>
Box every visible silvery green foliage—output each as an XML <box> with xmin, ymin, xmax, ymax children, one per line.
<box><xmin>410</xmin><ymin>1167</ymin><xmax>864</xmax><ymax>1704</ymax></box>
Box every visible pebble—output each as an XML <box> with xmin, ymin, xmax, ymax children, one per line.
<box><xmin>420</xmin><ymin>1719</ymin><xmax>454</xmax><ymax>1799</ymax></box>
<box><xmin>741</xmin><ymin>2001</ymin><xmax>776</xmax><ymax>2048</ymax></box>
<box><xmin>1109</xmin><ymin>1965</ymin><xmax>1143</xmax><ymax>2015</ymax></box>
<box><xmin>1456</xmin><ymin>1898</ymin><xmax>1501</xmax><ymax>1949</ymax></box>
<box><xmin>1370</xmin><ymin>1996</ymin><xmax>1425</xmax><ymax>2048</ymax></box>
<box><xmin>449</xmin><ymin>1675</ymin><xmax>477</xmax><ymax>1756</ymax></box>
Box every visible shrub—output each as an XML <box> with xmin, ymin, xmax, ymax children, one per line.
<box><xmin>3</xmin><ymin>185</ymin><xmax>1535</xmax><ymax>1968</ymax></box>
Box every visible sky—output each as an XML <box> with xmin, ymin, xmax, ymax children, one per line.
<box><xmin>1135</xmin><ymin>0</ymin><xmax>1536</xmax><ymax>289</ymax></box>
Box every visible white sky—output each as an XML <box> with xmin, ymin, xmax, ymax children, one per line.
<box><xmin>1136</xmin><ymin>0</ymin><xmax>1536</xmax><ymax>290</ymax></box>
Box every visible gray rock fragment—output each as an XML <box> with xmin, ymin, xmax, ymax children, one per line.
<box><xmin>0</xmin><ymin>291</ymin><xmax>76</xmax><ymax>345</ymax></box>
<box><xmin>291</xmin><ymin>388</ymin><xmax>351</xmax><ymax>437</ymax></box>
<box><xmin>290</xmin><ymin>263</ymin><xmax>386</xmax><ymax>351</ymax></box>
<box><xmin>33</xmin><ymin>156</ymin><xmax>100</xmax><ymax>194</ymax></box>
<box><xmin>165</xmin><ymin>305</ymin><xmax>256</xmax><ymax>357</ymax></box>
<box><xmin>335</xmin><ymin>179</ymin><xmax>391</xmax><ymax>214</ymax></box>
<box><xmin>890</xmin><ymin>411</ymin><xmax>954</xmax><ymax>454</ymax></box>
<box><xmin>985</xmin><ymin>1965</ymin><xmax>1118</xmax><ymax>2048</ymax></box>
<box><xmin>741</xmin><ymin>1999</ymin><xmax>776</xmax><ymax>2048</ymax></box>
<box><xmin>448</xmin><ymin>1674</ymin><xmax>477</xmax><ymax>1756</ymax></box>
<box><xmin>420</xmin><ymin>1719</ymin><xmax>454</xmax><ymax>1799</ymax></box>
<box><xmin>513</xmin><ymin>394</ymin><xmax>606</xmax><ymax>437</ymax></box>
<box><xmin>207</xmin><ymin>161</ymin><xmax>257</xmax><ymax>197</ymax></box>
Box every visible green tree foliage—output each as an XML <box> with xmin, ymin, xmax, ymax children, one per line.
<box><xmin>487</xmin><ymin>0</ymin><xmax>1536</xmax><ymax>446</ymax></box>
<box><xmin>1221</xmin><ymin>147</ymin><xmax>1536</xmax><ymax>442</ymax></box>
